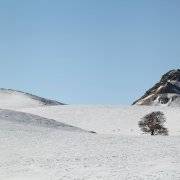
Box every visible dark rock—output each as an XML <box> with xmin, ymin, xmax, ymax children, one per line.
<box><xmin>133</xmin><ymin>69</ymin><xmax>180</xmax><ymax>106</ymax></box>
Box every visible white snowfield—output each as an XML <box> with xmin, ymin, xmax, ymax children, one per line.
<box><xmin>20</xmin><ymin>105</ymin><xmax>180</xmax><ymax>136</ymax></box>
<box><xmin>0</xmin><ymin>96</ymin><xmax>180</xmax><ymax>179</ymax></box>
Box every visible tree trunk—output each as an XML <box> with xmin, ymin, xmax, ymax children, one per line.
<box><xmin>151</xmin><ymin>129</ymin><xmax>154</xmax><ymax>135</ymax></box>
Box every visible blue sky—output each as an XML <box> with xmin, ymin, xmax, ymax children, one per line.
<box><xmin>0</xmin><ymin>0</ymin><xmax>179</xmax><ymax>104</ymax></box>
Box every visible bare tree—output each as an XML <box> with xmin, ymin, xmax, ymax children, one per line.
<box><xmin>138</xmin><ymin>111</ymin><xmax>168</xmax><ymax>136</ymax></box>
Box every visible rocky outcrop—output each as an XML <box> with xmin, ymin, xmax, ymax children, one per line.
<box><xmin>133</xmin><ymin>69</ymin><xmax>180</xmax><ymax>106</ymax></box>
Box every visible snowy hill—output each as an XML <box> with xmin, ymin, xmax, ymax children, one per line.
<box><xmin>0</xmin><ymin>109</ymin><xmax>89</xmax><ymax>132</ymax></box>
<box><xmin>0</xmin><ymin>88</ymin><xmax>65</xmax><ymax>109</ymax></box>
<box><xmin>133</xmin><ymin>69</ymin><xmax>180</xmax><ymax>106</ymax></box>
<box><xmin>20</xmin><ymin>105</ymin><xmax>180</xmax><ymax>135</ymax></box>
<box><xmin>0</xmin><ymin>105</ymin><xmax>180</xmax><ymax>179</ymax></box>
<box><xmin>0</xmin><ymin>87</ymin><xmax>180</xmax><ymax>179</ymax></box>
<box><xmin>1</xmin><ymin>123</ymin><xmax>180</xmax><ymax>180</ymax></box>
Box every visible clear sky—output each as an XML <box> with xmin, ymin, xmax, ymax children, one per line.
<box><xmin>0</xmin><ymin>0</ymin><xmax>179</xmax><ymax>104</ymax></box>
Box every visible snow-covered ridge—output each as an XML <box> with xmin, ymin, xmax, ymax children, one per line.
<box><xmin>0</xmin><ymin>88</ymin><xmax>65</xmax><ymax>109</ymax></box>
<box><xmin>0</xmin><ymin>109</ymin><xmax>89</xmax><ymax>132</ymax></box>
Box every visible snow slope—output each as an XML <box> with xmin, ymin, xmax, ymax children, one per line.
<box><xmin>1</xmin><ymin>105</ymin><xmax>180</xmax><ymax>179</ymax></box>
<box><xmin>0</xmin><ymin>109</ymin><xmax>89</xmax><ymax>132</ymax></box>
<box><xmin>0</xmin><ymin>88</ymin><xmax>64</xmax><ymax>109</ymax></box>
<box><xmin>20</xmin><ymin>105</ymin><xmax>180</xmax><ymax>136</ymax></box>
<box><xmin>0</xmin><ymin>120</ymin><xmax>180</xmax><ymax>180</ymax></box>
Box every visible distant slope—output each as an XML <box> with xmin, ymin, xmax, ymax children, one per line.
<box><xmin>0</xmin><ymin>88</ymin><xmax>65</xmax><ymax>109</ymax></box>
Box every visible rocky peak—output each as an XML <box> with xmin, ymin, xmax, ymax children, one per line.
<box><xmin>133</xmin><ymin>69</ymin><xmax>180</xmax><ymax>106</ymax></box>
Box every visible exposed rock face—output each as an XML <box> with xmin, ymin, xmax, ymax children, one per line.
<box><xmin>133</xmin><ymin>69</ymin><xmax>180</xmax><ymax>106</ymax></box>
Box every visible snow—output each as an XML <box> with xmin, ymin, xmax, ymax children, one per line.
<box><xmin>0</xmin><ymin>90</ymin><xmax>41</xmax><ymax>109</ymax></box>
<box><xmin>0</xmin><ymin>89</ymin><xmax>63</xmax><ymax>109</ymax></box>
<box><xmin>20</xmin><ymin>105</ymin><xmax>180</xmax><ymax>136</ymax></box>
<box><xmin>0</xmin><ymin>109</ymin><xmax>88</xmax><ymax>132</ymax></box>
<box><xmin>0</xmin><ymin>104</ymin><xmax>180</xmax><ymax>179</ymax></box>
<box><xmin>0</xmin><ymin>124</ymin><xmax>180</xmax><ymax>179</ymax></box>
<box><xmin>136</xmin><ymin>92</ymin><xmax>180</xmax><ymax>107</ymax></box>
